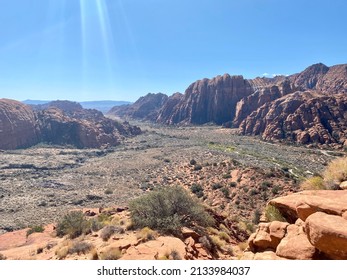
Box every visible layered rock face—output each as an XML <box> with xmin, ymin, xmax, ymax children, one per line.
<box><xmin>239</xmin><ymin>92</ymin><xmax>347</xmax><ymax>147</ymax></box>
<box><xmin>245</xmin><ymin>190</ymin><xmax>347</xmax><ymax>260</ymax></box>
<box><xmin>161</xmin><ymin>74</ymin><xmax>254</xmax><ymax>125</ymax></box>
<box><xmin>108</xmin><ymin>93</ymin><xmax>168</xmax><ymax>122</ymax></box>
<box><xmin>0</xmin><ymin>99</ymin><xmax>41</xmax><ymax>149</ymax></box>
<box><xmin>0</xmin><ymin>99</ymin><xmax>141</xmax><ymax>150</ymax></box>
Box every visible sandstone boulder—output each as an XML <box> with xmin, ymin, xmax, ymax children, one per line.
<box><xmin>276</xmin><ymin>224</ymin><xmax>317</xmax><ymax>260</ymax></box>
<box><xmin>248</xmin><ymin>221</ymin><xmax>289</xmax><ymax>251</ymax></box>
<box><xmin>305</xmin><ymin>212</ymin><xmax>347</xmax><ymax>259</ymax></box>
<box><xmin>269</xmin><ymin>190</ymin><xmax>347</xmax><ymax>222</ymax></box>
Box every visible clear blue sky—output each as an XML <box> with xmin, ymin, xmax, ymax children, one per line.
<box><xmin>0</xmin><ymin>0</ymin><xmax>346</xmax><ymax>102</ymax></box>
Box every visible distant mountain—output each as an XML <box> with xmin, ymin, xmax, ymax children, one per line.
<box><xmin>22</xmin><ymin>100</ymin><xmax>131</xmax><ymax>114</ymax></box>
<box><xmin>80</xmin><ymin>101</ymin><xmax>131</xmax><ymax>113</ymax></box>
<box><xmin>107</xmin><ymin>63</ymin><xmax>347</xmax><ymax>148</ymax></box>
<box><xmin>107</xmin><ymin>93</ymin><xmax>169</xmax><ymax>121</ymax></box>
<box><xmin>0</xmin><ymin>99</ymin><xmax>141</xmax><ymax>150</ymax></box>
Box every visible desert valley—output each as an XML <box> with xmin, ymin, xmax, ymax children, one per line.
<box><xmin>0</xmin><ymin>63</ymin><xmax>347</xmax><ymax>260</ymax></box>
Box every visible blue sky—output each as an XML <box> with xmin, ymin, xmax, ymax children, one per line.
<box><xmin>0</xmin><ymin>0</ymin><xmax>346</xmax><ymax>102</ymax></box>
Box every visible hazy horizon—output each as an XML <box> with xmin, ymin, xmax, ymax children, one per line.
<box><xmin>1</xmin><ymin>0</ymin><xmax>346</xmax><ymax>102</ymax></box>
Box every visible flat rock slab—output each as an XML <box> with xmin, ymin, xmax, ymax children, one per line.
<box><xmin>270</xmin><ymin>190</ymin><xmax>347</xmax><ymax>222</ymax></box>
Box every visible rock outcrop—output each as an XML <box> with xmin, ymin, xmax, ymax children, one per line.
<box><xmin>108</xmin><ymin>63</ymin><xmax>347</xmax><ymax>148</ymax></box>
<box><xmin>0</xmin><ymin>99</ymin><xmax>141</xmax><ymax>150</ymax></box>
<box><xmin>0</xmin><ymin>99</ymin><xmax>41</xmax><ymax>149</ymax></box>
<box><xmin>238</xmin><ymin>91</ymin><xmax>347</xmax><ymax>147</ymax></box>
<box><xmin>107</xmin><ymin>93</ymin><xmax>169</xmax><ymax>122</ymax></box>
<box><xmin>245</xmin><ymin>190</ymin><xmax>347</xmax><ymax>260</ymax></box>
<box><xmin>159</xmin><ymin>74</ymin><xmax>255</xmax><ymax>125</ymax></box>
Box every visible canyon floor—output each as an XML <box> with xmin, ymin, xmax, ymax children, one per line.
<box><xmin>0</xmin><ymin>121</ymin><xmax>343</xmax><ymax>236</ymax></box>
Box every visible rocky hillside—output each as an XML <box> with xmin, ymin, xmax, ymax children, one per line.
<box><xmin>244</xmin><ymin>188</ymin><xmax>347</xmax><ymax>260</ymax></box>
<box><xmin>108</xmin><ymin>93</ymin><xmax>169</xmax><ymax>122</ymax></box>
<box><xmin>0</xmin><ymin>99</ymin><xmax>41</xmax><ymax>149</ymax></box>
<box><xmin>108</xmin><ymin>63</ymin><xmax>347</xmax><ymax>148</ymax></box>
<box><xmin>0</xmin><ymin>99</ymin><xmax>141</xmax><ymax>150</ymax></box>
<box><xmin>239</xmin><ymin>91</ymin><xmax>347</xmax><ymax>148</ymax></box>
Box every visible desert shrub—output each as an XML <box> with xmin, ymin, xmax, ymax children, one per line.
<box><xmin>199</xmin><ymin>236</ymin><xmax>213</xmax><ymax>251</ymax></box>
<box><xmin>100</xmin><ymin>226</ymin><xmax>117</xmax><ymax>241</ymax></box>
<box><xmin>229</xmin><ymin>182</ymin><xmax>237</xmax><ymax>187</ymax></box>
<box><xmin>190</xmin><ymin>184</ymin><xmax>204</xmax><ymax>198</ymax></box>
<box><xmin>220</xmin><ymin>187</ymin><xmax>230</xmax><ymax>198</ymax></box>
<box><xmin>249</xmin><ymin>189</ymin><xmax>258</xmax><ymax>196</ymax></box>
<box><xmin>210</xmin><ymin>235</ymin><xmax>225</xmax><ymax>250</ymax></box>
<box><xmin>129</xmin><ymin>186</ymin><xmax>214</xmax><ymax>236</ymax></box>
<box><xmin>260</xmin><ymin>181</ymin><xmax>272</xmax><ymax>190</ymax></box>
<box><xmin>271</xmin><ymin>185</ymin><xmax>281</xmax><ymax>195</ymax></box>
<box><xmin>26</xmin><ymin>225</ymin><xmax>44</xmax><ymax>237</ymax></box>
<box><xmin>99</xmin><ymin>248</ymin><xmax>122</xmax><ymax>260</ymax></box>
<box><xmin>56</xmin><ymin>211</ymin><xmax>91</xmax><ymax>239</ymax></box>
<box><xmin>104</xmin><ymin>188</ymin><xmax>113</xmax><ymax>195</ymax></box>
<box><xmin>68</xmin><ymin>241</ymin><xmax>93</xmax><ymax>255</ymax></box>
<box><xmin>212</xmin><ymin>183</ymin><xmax>223</xmax><ymax>190</ymax></box>
<box><xmin>265</xmin><ymin>205</ymin><xmax>286</xmax><ymax>222</ymax></box>
<box><xmin>136</xmin><ymin>227</ymin><xmax>157</xmax><ymax>241</ymax></box>
<box><xmin>323</xmin><ymin>157</ymin><xmax>347</xmax><ymax>184</ymax></box>
<box><xmin>222</xmin><ymin>173</ymin><xmax>231</xmax><ymax>179</ymax></box>
<box><xmin>190</xmin><ymin>159</ymin><xmax>197</xmax><ymax>165</ymax></box>
<box><xmin>170</xmin><ymin>249</ymin><xmax>182</xmax><ymax>260</ymax></box>
<box><xmin>0</xmin><ymin>253</ymin><xmax>6</xmax><ymax>260</ymax></box>
<box><xmin>252</xmin><ymin>209</ymin><xmax>261</xmax><ymax>224</ymax></box>
<box><xmin>300</xmin><ymin>176</ymin><xmax>325</xmax><ymax>190</ymax></box>
<box><xmin>218</xmin><ymin>231</ymin><xmax>230</xmax><ymax>242</ymax></box>
<box><xmin>193</xmin><ymin>164</ymin><xmax>202</xmax><ymax>171</ymax></box>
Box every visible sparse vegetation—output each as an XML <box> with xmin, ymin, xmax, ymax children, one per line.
<box><xmin>190</xmin><ymin>183</ymin><xmax>204</xmax><ymax>198</ymax></box>
<box><xmin>136</xmin><ymin>227</ymin><xmax>157</xmax><ymax>241</ymax></box>
<box><xmin>26</xmin><ymin>225</ymin><xmax>44</xmax><ymax>237</ymax></box>
<box><xmin>169</xmin><ymin>249</ymin><xmax>182</xmax><ymax>260</ymax></box>
<box><xmin>193</xmin><ymin>164</ymin><xmax>203</xmax><ymax>171</ymax></box>
<box><xmin>99</xmin><ymin>248</ymin><xmax>122</xmax><ymax>260</ymax></box>
<box><xmin>68</xmin><ymin>241</ymin><xmax>93</xmax><ymax>255</ymax></box>
<box><xmin>265</xmin><ymin>205</ymin><xmax>286</xmax><ymax>222</ymax></box>
<box><xmin>129</xmin><ymin>186</ymin><xmax>214</xmax><ymax>236</ymax></box>
<box><xmin>252</xmin><ymin>209</ymin><xmax>261</xmax><ymax>224</ymax></box>
<box><xmin>56</xmin><ymin>211</ymin><xmax>91</xmax><ymax>239</ymax></box>
<box><xmin>323</xmin><ymin>157</ymin><xmax>347</xmax><ymax>184</ymax></box>
<box><xmin>100</xmin><ymin>225</ymin><xmax>124</xmax><ymax>241</ymax></box>
<box><xmin>301</xmin><ymin>176</ymin><xmax>325</xmax><ymax>190</ymax></box>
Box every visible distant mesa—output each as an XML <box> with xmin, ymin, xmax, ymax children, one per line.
<box><xmin>108</xmin><ymin>63</ymin><xmax>347</xmax><ymax>148</ymax></box>
<box><xmin>0</xmin><ymin>99</ymin><xmax>141</xmax><ymax>150</ymax></box>
<box><xmin>107</xmin><ymin>93</ymin><xmax>169</xmax><ymax>122</ymax></box>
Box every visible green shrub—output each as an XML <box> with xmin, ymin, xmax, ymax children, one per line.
<box><xmin>193</xmin><ymin>164</ymin><xmax>202</xmax><ymax>171</ymax></box>
<box><xmin>212</xmin><ymin>183</ymin><xmax>223</xmax><ymax>190</ymax></box>
<box><xmin>129</xmin><ymin>186</ymin><xmax>214</xmax><ymax>236</ymax></box>
<box><xmin>229</xmin><ymin>182</ymin><xmax>237</xmax><ymax>187</ymax></box>
<box><xmin>26</xmin><ymin>225</ymin><xmax>44</xmax><ymax>237</ymax></box>
<box><xmin>68</xmin><ymin>241</ymin><xmax>93</xmax><ymax>255</ymax></box>
<box><xmin>265</xmin><ymin>205</ymin><xmax>286</xmax><ymax>222</ymax></box>
<box><xmin>56</xmin><ymin>211</ymin><xmax>91</xmax><ymax>239</ymax></box>
<box><xmin>190</xmin><ymin>184</ymin><xmax>204</xmax><ymax>198</ymax></box>
<box><xmin>100</xmin><ymin>225</ymin><xmax>124</xmax><ymax>241</ymax></box>
<box><xmin>252</xmin><ymin>209</ymin><xmax>261</xmax><ymax>224</ymax></box>
<box><xmin>323</xmin><ymin>157</ymin><xmax>347</xmax><ymax>184</ymax></box>
<box><xmin>301</xmin><ymin>176</ymin><xmax>325</xmax><ymax>190</ymax></box>
<box><xmin>220</xmin><ymin>187</ymin><xmax>230</xmax><ymax>198</ymax></box>
<box><xmin>99</xmin><ymin>248</ymin><xmax>122</xmax><ymax>260</ymax></box>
